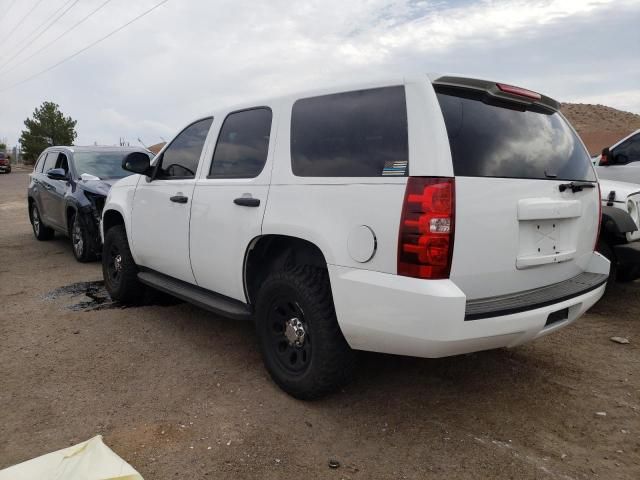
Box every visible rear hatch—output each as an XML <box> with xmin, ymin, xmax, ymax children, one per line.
<box><xmin>434</xmin><ymin>77</ymin><xmax>600</xmax><ymax>299</ymax></box>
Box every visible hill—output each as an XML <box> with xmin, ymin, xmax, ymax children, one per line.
<box><xmin>561</xmin><ymin>103</ymin><xmax>640</xmax><ymax>155</ymax></box>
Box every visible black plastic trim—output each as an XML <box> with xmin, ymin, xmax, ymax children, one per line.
<box><xmin>138</xmin><ymin>269</ymin><xmax>252</xmax><ymax>320</ymax></box>
<box><xmin>602</xmin><ymin>206</ymin><xmax>638</xmax><ymax>235</ymax></box>
<box><xmin>465</xmin><ymin>272</ymin><xmax>608</xmax><ymax>320</ymax></box>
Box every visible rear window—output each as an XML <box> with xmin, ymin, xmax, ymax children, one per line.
<box><xmin>291</xmin><ymin>86</ymin><xmax>408</xmax><ymax>177</ymax></box>
<box><xmin>436</xmin><ymin>91</ymin><xmax>596</xmax><ymax>182</ymax></box>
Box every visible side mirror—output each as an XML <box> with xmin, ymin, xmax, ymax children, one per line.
<box><xmin>122</xmin><ymin>152</ymin><xmax>152</xmax><ymax>176</ymax></box>
<box><xmin>599</xmin><ymin>147</ymin><xmax>611</xmax><ymax>166</ymax></box>
<box><xmin>46</xmin><ymin>168</ymin><xmax>68</xmax><ymax>180</ymax></box>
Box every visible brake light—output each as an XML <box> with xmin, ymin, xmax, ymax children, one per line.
<box><xmin>595</xmin><ymin>182</ymin><xmax>602</xmax><ymax>251</ymax></box>
<box><xmin>398</xmin><ymin>177</ymin><xmax>455</xmax><ymax>279</ymax></box>
<box><xmin>496</xmin><ymin>83</ymin><xmax>541</xmax><ymax>100</ymax></box>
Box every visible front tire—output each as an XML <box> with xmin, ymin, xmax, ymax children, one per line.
<box><xmin>70</xmin><ymin>213</ymin><xmax>96</xmax><ymax>262</ymax></box>
<box><xmin>102</xmin><ymin>225</ymin><xmax>145</xmax><ymax>304</ymax></box>
<box><xmin>255</xmin><ymin>266</ymin><xmax>355</xmax><ymax>399</ymax></box>
<box><xmin>30</xmin><ymin>203</ymin><xmax>54</xmax><ymax>240</ymax></box>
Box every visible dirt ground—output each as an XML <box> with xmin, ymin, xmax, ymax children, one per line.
<box><xmin>1</xmin><ymin>170</ymin><xmax>639</xmax><ymax>479</ymax></box>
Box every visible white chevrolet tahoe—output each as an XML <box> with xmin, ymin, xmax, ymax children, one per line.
<box><xmin>101</xmin><ymin>75</ymin><xmax>609</xmax><ymax>399</ymax></box>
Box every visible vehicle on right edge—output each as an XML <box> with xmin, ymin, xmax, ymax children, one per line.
<box><xmin>597</xmin><ymin>177</ymin><xmax>640</xmax><ymax>284</ymax></box>
<box><xmin>595</xmin><ymin>129</ymin><xmax>640</xmax><ymax>184</ymax></box>
<box><xmin>101</xmin><ymin>74</ymin><xmax>609</xmax><ymax>399</ymax></box>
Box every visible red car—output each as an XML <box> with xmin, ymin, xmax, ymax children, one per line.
<box><xmin>0</xmin><ymin>152</ymin><xmax>11</xmax><ymax>174</ymax></box>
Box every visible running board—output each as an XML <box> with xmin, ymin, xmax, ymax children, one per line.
<box><xmin>138</xmin><ymin>270</ymin><xmax>252</xmax><ymax>320</ymax></box>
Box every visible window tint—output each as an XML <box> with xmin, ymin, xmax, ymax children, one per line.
<box><xmin>42</xmin><ymin>152</ymin><xmax>58</xmax><ymax>173</ymax></box>
<box><xmin>436</xmin><ymin>91</ymin><xmax>596</xmax><ymax>181</ymax></box>
<box><xmin>291</xmin><ymin>86</ymin><xmax>408</xmax><ymax>177</ymax></box>
<box><xmin>613</xmin><ymin>134</ymin><xmax>640</xmax><ymax>164</ymax></box>
<box><xmin>209</xmin><ymin>108</ymin><xmax>272</xmax><ymax>178</ymax></box>
<box><xmin>156</xmin><ymin>118</ymin><xmax>213</xmax><ymax>179</ymax></box>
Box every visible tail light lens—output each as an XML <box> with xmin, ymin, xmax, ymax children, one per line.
<box><xmin>398</xmin><ymin>177</ymin><xmax>455</xmax><ymax>279</ymax></box>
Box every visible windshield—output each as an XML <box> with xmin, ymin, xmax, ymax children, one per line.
<box><xmin>436</xmin><ymin>91</ymin><xmax>596</xmax><ymax>182</ymax></box>
<box><xmin>73</xmin><ymin>151</ymin><xmax>148</xmax><ymax>180</ymax></box>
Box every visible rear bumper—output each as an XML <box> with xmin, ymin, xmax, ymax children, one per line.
<box><xmin>329</xmin><ymin>252</ymin><xmax>609</xmax><ymax>358</ymax></box>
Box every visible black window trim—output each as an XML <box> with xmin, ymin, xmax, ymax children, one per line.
<box><xmin>152</xmin><ymin>116</ymin><xmax>214</xmax><ymax>181</ymax></box>
<box><xmin>206</xmin><ymin>106</ymin><xmax>273</xmax><ymax>180</ymax></box>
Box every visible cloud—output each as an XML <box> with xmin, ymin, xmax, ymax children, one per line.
<box><xmin>0</xmin><ymin>0</ymin><xmax>638</xmax><ymax>148</ymax></box>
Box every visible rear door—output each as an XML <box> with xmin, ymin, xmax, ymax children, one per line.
<box><xmin>189</xmin><ymin>107</ymin><xmax>275</xmax><ymax>301</ymax></box>
<box><xmin>434</xmin><ymin>84</ymin><xmax>600</xmax><ymax>299</ymax></box>
<box><xmin>131</xmin><ymin>118</ymin><xmax>213</xmax><ymax>284</ymax></box>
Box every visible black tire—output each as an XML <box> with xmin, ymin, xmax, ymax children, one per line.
<box><xmin>597</xmin><ymin>241</ymin><xmax>617</xmax><ymax>288</ymax></box>
<box><xmin>617</xmin><ymin>265</ymin><xmax>639</xmax><ymax>283</ymax></box>
<box><xmin>255</xmin><ymin>266</ymin><xmax>355</xmax><ymax>399</ymax></box>
<box><xmin>30</xmin><ymin>202</ymin><xmax>54</xmax><ymax>240</ymax></box>
<box><xmin>70</xmin><ymin>212</ymin><xmax>97</xmax><ymax>263</ymax></box>
<box><xmin>102</xmin><ymin>225</ymin><xmax>146</xmax><ymax>304</ymax></box>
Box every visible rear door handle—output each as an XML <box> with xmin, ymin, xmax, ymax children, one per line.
<box><xmin>234</xmin><ymin>197</ymin><xmax>260</xmax><ymax>207</ymax></box>
<box><xmin>170</xmin><ymin>194</ymin><xmax>189</xmax><ymax>204</ymax></box>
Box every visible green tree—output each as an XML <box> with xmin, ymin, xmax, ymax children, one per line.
<box><xmin>0</xmin><ymin>143</ymin><xmax>6</xmax><ymax>152</ymax></box>
<box><xmin>19</xmin><ymin>102</ymin><xmax>77</xmax><ymax>163</ymax></box>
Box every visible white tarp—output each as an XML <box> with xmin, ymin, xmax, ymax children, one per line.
<box><xmin>0</xmin><ymin>435</ymin><xmax>143</xmax><ymax>480</ymax></box>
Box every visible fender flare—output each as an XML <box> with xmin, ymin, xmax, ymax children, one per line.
<box><xmin>601</xmin><ymin>206</ymin><xmax>637</xmax><ymax>235</ymax></box>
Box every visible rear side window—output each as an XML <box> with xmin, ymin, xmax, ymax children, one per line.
<box><xmin>209</xmin><ymin>108</ymin><xmax>272</xmax><ymax>178</ymax></box>
<box><xmin>291</xmin><ymin>86</ymin><xmax>408</xmax><ymax>177</ymax></box>
<box><xmin>157</xmin><ymin>118</ymin><xmax>213</xmax><ymax>179</ymax></box>
<box><xmin>436</xmin><ymin>91</ymin><xmax>596</xmax><ymax>181</ymax></box>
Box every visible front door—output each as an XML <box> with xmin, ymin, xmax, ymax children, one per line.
<box><xmin>131</xmin><ymin>118</ymin><xmax>213</xmax><ymax>284</ymax></box>
<box><xmin>40</xmin><ymin>152</ymin><xmax>70</xmax><ymax>229</ymax></box>
<box><xmin>190</xmin><ymin>107</ymin><xmax>275</xmax><ymax>301</ymax></box>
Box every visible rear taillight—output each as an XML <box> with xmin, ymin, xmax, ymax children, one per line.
<box><xmin>398</xmin><ymin>177</ymin><xmax>455</xmax><ymax>279</ymax></box>
<box><xmin>595</xmin><ymin>182</ymin><xmax>602</xmax><ymax>251</ymax></box>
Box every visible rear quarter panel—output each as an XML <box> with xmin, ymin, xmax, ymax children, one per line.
<box><xmin>264</xmin><ymin>79</ymin><xmax>450</xmax><ymax>273</ymax></box>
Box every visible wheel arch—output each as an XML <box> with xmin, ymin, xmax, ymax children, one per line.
<box><xmin>102</xmin><ymin>208</ymin><xmax>126</xmax><ymax>236</ymax></box>
<box><xmin>601</xmin><ymin>206</ymin><xmax>637</xmax><ymax>239</ymax></box>
<box><xmin>244</xmin><ymin>234</ymin><xmax>329</xmax><ymax>304</ymax></box>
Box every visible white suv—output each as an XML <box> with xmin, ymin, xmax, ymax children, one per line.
<box><xmin>101</xmin><ymin>75</ymin><xmax>609</xmax><ymax>398</ymax></box>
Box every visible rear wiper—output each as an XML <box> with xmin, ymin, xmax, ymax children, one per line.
<box><xmin>558</xmin><ymin>181</ymin><xmax>596</xmax><ymax>193</ymax></box>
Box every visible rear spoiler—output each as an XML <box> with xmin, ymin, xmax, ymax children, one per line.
<box><xmin>432</xmin><ymin>75</ymin><xmax>560</xmax><ymax>113</ymax></box>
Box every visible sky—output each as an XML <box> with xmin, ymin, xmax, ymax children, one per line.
<box><xmin>0</xmin><ymin>0</ymin><xmax>638</xmax><ymax>148</ymax></box>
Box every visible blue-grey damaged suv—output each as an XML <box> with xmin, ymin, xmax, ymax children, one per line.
<box><xmin>27</xmin><ymin>146</ymin><xmax>153</xmax><ymax>262</ymax></box>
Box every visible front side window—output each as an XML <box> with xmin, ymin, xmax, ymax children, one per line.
<box><xmin>613</xmin><ymin>134</ymin><xmax>640</xmax><ymax>165</ymax></box>
<box><xmin>156</xmin><ymin>118</ymin><xmax>213</xmax><ymax>179</ymax></box>
<box><xmin>209</xmin><ymin>108</ymin><xmax>272</xmax><ymax>179</ymax></box>
<box><xmin>291</xmin><ymin>86</ymin><xmax>409</xmax><ymax>177</ymax></box>
<box><xmin>42</xmin><ymin>152</ymin><xmax>58</xmax><ymax>173</ymax></box>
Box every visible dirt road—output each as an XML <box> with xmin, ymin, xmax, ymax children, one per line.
<box><xmin>1</xmin><ymin>171</ymin><xmax>638</xmax><ymax>479</ymax></box>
